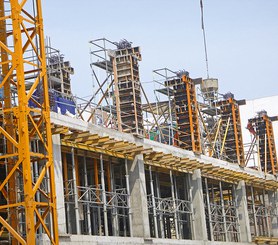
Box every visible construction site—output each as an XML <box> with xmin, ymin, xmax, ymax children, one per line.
<box><xmin>0</xmin><ymin>1</ymin><xmax>277</xmax><ymax>245</ymax></box>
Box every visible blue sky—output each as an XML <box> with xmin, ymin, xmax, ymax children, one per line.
<box><xmin>42</xmin><ymin>1</ymin><xmax>278</xmax><ymax>101</ymax></box>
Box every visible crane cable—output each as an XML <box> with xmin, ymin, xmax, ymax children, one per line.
<box><xmin>200</xmin><ymin>0</ymin><xmax>210</xmax><ymax>79</ymax></box>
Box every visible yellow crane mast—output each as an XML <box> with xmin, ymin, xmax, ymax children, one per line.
<box><xmin>0</xmin><ymin>0</ymin><xmax>58</xmax><ymax>244</ymax></box>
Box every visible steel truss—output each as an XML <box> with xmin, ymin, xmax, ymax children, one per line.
<box><xmin>0</xmin><ymin>0</ymin><xmax>58</xmax><ymax>244</ymax></box>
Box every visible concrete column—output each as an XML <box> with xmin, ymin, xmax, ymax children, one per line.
<box><xmin>190</xmin><ymin>169</ymin><xmax>208</xmax><ymax>241</ymax></box>
<box><xmin>128</xmin><ymin>154</ymin><xmax>150</xmax><ymax>238</ymax></box>
<box><xmin>235</xmin><ymin>180</ymin><xmax>252</xmax><ymax>242</ymax></box>
<box><xmin>52</xmin><ymin>134</ymin><xmax>67</xmax><ymax>234</ymax></box>
<box><xmin>268</xmin><ymin>190</ymin><xmax>278</xmax><ymax>237</ymax></box>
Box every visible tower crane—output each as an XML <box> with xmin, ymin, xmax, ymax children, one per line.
<box><xmin>0</xmin><ymin>0</ymin><xmax>58</xmax><ymax>244</ymax></box>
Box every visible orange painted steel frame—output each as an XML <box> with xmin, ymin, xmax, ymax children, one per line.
<box><xmin>182</xmin><ymin>75</ymin><xmax>201</xmax><ymax>153</ymax></box>
<box><xmin>0</xmin><ymin>1</ymin><xmax>59</xmax><ymax>244</ymax></box>
<box><xmin>228</xmin><ymin>98</ymin><xmax>245</xmax><ymax>167</ymax></box>
<box><xmin>264</xmin><ymin>115</ymin><xmax>277</xmax><ymax>175</ymax></box>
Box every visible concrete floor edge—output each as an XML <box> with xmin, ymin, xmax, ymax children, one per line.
<box><xmin>39</xmin><ymin>234</ymin><xmax>255</xmax><ymax>245</ymax></box>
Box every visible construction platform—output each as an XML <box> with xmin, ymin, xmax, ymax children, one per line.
<box><xmin>40</xmin><ymin>112</ymin><xmax>278</xmax><ymax>244</ymax></box>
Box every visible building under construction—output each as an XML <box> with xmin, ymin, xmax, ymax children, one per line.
<box><xmin>0</xmin><ymin>2</ymin><xmax>277</xmax><ymax>245</ymax></box>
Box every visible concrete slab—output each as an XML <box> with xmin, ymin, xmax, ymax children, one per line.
<box><xmin>51</xmin><ymin>112</ymin><xmax>277</xmax><ymax>183</ymax></box>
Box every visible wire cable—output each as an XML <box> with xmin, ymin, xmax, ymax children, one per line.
<box><xmin>200</xmin><ymin>0</ymin><xmax>210</xmax><ymax>78</ymax></box>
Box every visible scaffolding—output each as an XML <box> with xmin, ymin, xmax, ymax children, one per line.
<box><xmin>146</xmin><ymin>167</ymin><xmax>192</xmax><ymax>239</ymax></box>
<box><xmin>145</xmin><ymin>69</ymin><xmax>246</xmax><ymax>166</ymax></box>
<box><xmin>62</xmin><ymin>150</ymin><xmax>132</xmax><ymax>236</ymax></box>
<box><xmin>203</xmin><ymin>178</ymin><xmax>240</xmax><ymax>242</ymax></box>
<box><xmin>246</xmin><ymin>185</ymin><xmax>278</xmax><ymax>239</ymax></box>
<box><xmin>45</xmin><ymin>38</ymin><xmax>74</xmax><ymax>99</ymax></box>
<box><xmin>79</xmin><ymin>38</ymin><xmax>144</xmax><ymax>136</ymax></box>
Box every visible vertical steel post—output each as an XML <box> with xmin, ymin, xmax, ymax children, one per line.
<box><xmin>262</xmin><ymin>190</ymin><xmax>271</xmax><ymax>237</ymax></box>
<box><xmin>100</xmin><ymin>153</ymin><xmax>108</xmax><ymax>235</ymax></box>
<box><xmin>219</xmin><ymin>181</ymin><xmax>228</xmax><ymax>241</ymax></box>
<box><xmin>170</xmin><ymin>170</ymin><xmax>179</xmax><ymax>239</ymax></box>
<box><xmin>205</xmin><ymin>178</ymin><xmax>214</xmax><ymax>241</ymax></box>
<box><xmin>71</xmin><ymin>148</ymin><xmax>81</xmax><ymax>234</ymax></box>
<box><xmin>63</xmin><ymin>152</ymin><xmax>71</xmax><ymax>233</ymax></box>
<box><xmin>83</xmin><ymin>155</ymin><xmax>91</xmax><ymax>235</ymax></box>
<box><xmin>111</xmin><ymin>159</ymin><xmax>119</xmax><ymax>236</ymax></box>
<box><xmin>232</xmin><ymin>184</ymin><xmax>240</xmax><ymax>241</ymax></box>
<box><xmin>149</xmin><ymin>166</ymin><xmax>158</xmax><ymax>237</ymax></box>
<box><xmin>251</xmin><ymin>186</ymin><xmax>258</xmax><ymax>236</ymax></box>
<box><xmin>155</xmin><ymin>172</ymin><xmax>164</xmax><ymax>238</ymax></box>
<box><xmin>125</xmin><ymin>158</ymin><xmax>133</xmax><ymax>237</ymax></box>
<box><xmin>186</xmin><ymin>174</ymin><xmax>194</xmax><ymax>239</ymax></box>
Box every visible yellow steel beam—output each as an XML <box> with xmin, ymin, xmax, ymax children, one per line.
<box><xmin>0</xmin><ymin>1</ymin><xmax>59</xmax><ymax>244</ymax></box>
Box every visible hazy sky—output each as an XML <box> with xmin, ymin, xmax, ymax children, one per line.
<box><xmin>42</xmin><ymin>1</ymin><xmax>278</xmax><ymax>101</ymax></box>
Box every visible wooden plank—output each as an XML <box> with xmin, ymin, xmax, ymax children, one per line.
<box><xmin>62</xmin><ymin>131</ymin><xmax>91</xmax><ymax>140</ymax></box>
<box><xmin>61</xmin><ymin>140</ymin><xmax>133</xmax><ymax>160</ymax></box>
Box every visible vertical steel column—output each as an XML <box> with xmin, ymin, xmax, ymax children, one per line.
<box><xmin>71</xmin><ymin>148</ymin><xmax>81</xmax><ymax>234</ymax></box>
<box><xmin>83</xmin><ymin>155</ymin><xmax>91</xmax><ymax>235</ymax></box>
<box><xmin>100</xmin><ymin>153</ymin><xmax>108</xmax><ymax>235</ymax></box>
<box><xmin>111</xmin><ymin>159</ymin><xmax>119</xmax><ymax>236</ymax></box>
<box><xmin>186</xmin><ymin>173</ymin><xmax>194</xmax><ymax>239</ymax></box>
<box><xmin>174</xmin><ymin>175</ymin><xmax>182</xmax><ymax>238</ymax></box>
<box><xmin>125</xmin><ymin>158</ymin><xmax>133</xmax><ymax>237</ymax></box>
<box><xmin>0</xmin><ymin>1</ymin><xmax>59</xmax><ymax>243</ymax></box>
<box><xmin>205</xmin><ymin>178</ymin><xmax>214</xmax><ymax>241</ymax></box>
<box><xmin>149</xmin><ymin>166</ymin><xmax>158</xmax><ymax>237</ymax></box>
<box><xmin>94</xmin><ymin>158</ymin><xmax>102</xmax><ymax>235</ymax></box>
<box><xmin>0</xmin><ymin>3</ymin><xmax>18</xmax><ymax>243</ymax></box>
<box><xmin>170</xmin><ymin>170</ymin><xmax>179</xmax><ymax>239</ymax></box>
<box><xmin>155</xmin><ymin>172</ymin><xmax>165</xmax><ymax>238</ymax></box>
<box><xmin>219</xmin><ymin>181</ymin><xmax>228</xmax><ymax>241</ymax></box>
<box><xmin>33</xmin><ymin>141</ymin><xmax>42</xmax><ymax>236</ymax></box>
<box><xmin>251</xmin><ymin>186</ymin><xmax>258</xmax><ymax>236</ymax></box>
<box><xmin>62</xmin><ymin>152</ymin><xmax>71</xmax><ymax>233</ymax></box>
<box><xmin>232</xmin><ymin>184</ymin><xmax>240</xmax><ymax>241</ymax></box>
<box><xmin>262</xmin><ymin>190</ymin><xmax>271</xmax><ymax>237</ymax></box>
